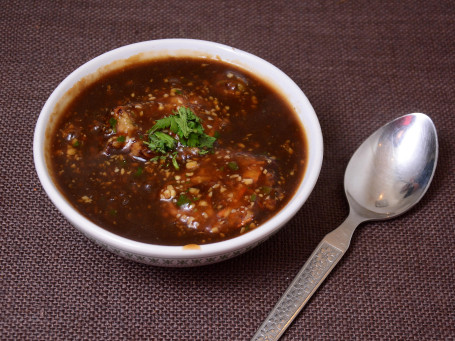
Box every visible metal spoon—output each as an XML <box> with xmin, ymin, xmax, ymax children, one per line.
<box><xmin>252</xmin><ymin>113</ymin><xmax>438</xmax><ymax>340</ymax></box>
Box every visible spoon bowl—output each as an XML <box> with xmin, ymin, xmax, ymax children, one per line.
<box><xmin>253</xmin><ymin>113</ymin><xmax>438</xmax><ymax>340</ymax></box>
<box><xmin>345</xmin><ymin>113</ymin><xmax>438</xmax><ymax>220</ymax></box>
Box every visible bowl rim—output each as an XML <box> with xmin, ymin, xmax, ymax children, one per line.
<box><xmin>33</xmin><ymin>38</ymin><xmax>323</xmax><ymax>259</ymax></box>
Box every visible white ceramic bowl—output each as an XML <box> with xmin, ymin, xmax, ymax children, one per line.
<box><xmin>34</xmin><ymin>39</ymin><xmax>323</xmax><ymax>267</ymax></box>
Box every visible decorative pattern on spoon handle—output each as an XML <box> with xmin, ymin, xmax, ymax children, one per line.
<box><xmin>252</xmin><ymin>240</ymin><xmax>344</xmax><ymax>341</ymax></box>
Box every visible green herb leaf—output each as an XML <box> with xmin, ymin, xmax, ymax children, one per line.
<box><xmin>187</xmin><ymin>132</ymin><xmax>199</xmax><ymax>147</ymax></box>
<box><xmin>143</xmin><ymin>131</ymin><xmax>176</xmax><ymax>154</ymax></box>
<box><xmin>169</xmin><ymin>117</ymin><xmax>179</xmax><ymax>133</ymax></box>
<box><xmin>261</xmin><ymin>186</ymin><xmax>272</xmax><ymax>194</ymax></box>
<box><xmin>198</xmin><ymin>149</ymin><xmax>210</xmax><ymax>155</ymax></box>
<box><xmin>148</xmin><ymin>116</ymin><xmax>173</xmax><ymax>134</ymax></box>
<box><xmin>154</xmin><ymin>131</ymin><xmax>176</xmax><ymax>149</ymax></box>
<box><xmin>134</xmin><ymin>167</ymin><xmax>143</xmax><ymax>176</ymax></box>
<box><xmin>199</xmin><ymin>134</ymin><xmax>217</xmax><ymax>149</ymax></box>
<box><xmin>228</xmin><ymin>161</ymin><xmax>239</xmax><ymax>171</ymax></box>
<box><xmin>176</xmin><ymin>194</ymin><xmax>192</xmax><ymax>207</ymax></box>
<box><xmin>109</xmin><ymin>117</ymin><xmax>117</xmax><ymax>132</ymax></box>
<box><xmin>144</xmin><ymin>106</ymin><xmax>218</xmax><ymax>164</ymax></box>
<box><xmin>117</xmin><ymin>135</ymin><xmax>126</xmax><ymax>142</ymax></box>
<box><xmin>171</xmin><ymin>155</ymin><xmax>179</xmax><ymax>170</ymax></box>
<box><xmin>250</xmin><ymin>193</ymin><xmax>257</xmax><ymax>202</ymax></box>
<box><xmin>174</xmin><ymin>113</ymin><xmax>190</xmax><ymax>138</ymax></box>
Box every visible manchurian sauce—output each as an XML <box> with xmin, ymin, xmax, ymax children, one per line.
<box><xmin>49</xmin><ymin>57</ymin><xmax>307</xmax><ymax>245</ymax></box>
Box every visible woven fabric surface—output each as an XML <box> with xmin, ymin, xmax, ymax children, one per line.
<box><xmin>1</xmin><ymin>0</ymin><xmax>454</xmax><ymax>340</ymax></box>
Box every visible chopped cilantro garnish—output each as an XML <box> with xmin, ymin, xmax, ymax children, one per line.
<box><xmin>144</xmin><ymin>107</ymin><xmax>217</xmax><ymax>165</ymax></box>
<box><xmin>261</xmin><ymin>186</ymin><xmax>272</xmax><ymax>194</ymax></box>
<box><xmin>134</xmin><ymin>167</ymin><xmax>143</xmax><ymax>176</ymax></box>
<box><xmin>117</xmin><ymin>135</ymin><xmax>126</xmax><ymax>142</ymax></box>
<box><xmin>228</xmin><ymin>161</ymin><xmax>239</xmax><ymax>171</ymax></box>
<box><xmin>198</xmin><ymin>149</ymin><xmax>210</xmax><ymax>155</ymax></box>
<box><xmin>198</xmin><ymin>134</ymin><xmax>217</xmax><ymax>148</ymax></box>
<box><xmin>72</xmin><ymin>140</ymin><xmax>80</xmax><ymax>147</ymax></box>
<box><xmin>144</xmin><ymin>131</ymin><xmax>176</xmax><ymax>153</ymax></box>
<box><xmin>109</xmin><ymin>117</ymin><xmax>117</xmax><ymax>132</ymax></box>
<box><xmin>171</xmin><ymin>155</ymin><xmax>179</xmax><ymax>170</ymax></box>
<box><xmin>250</xmin><ymin>193</ymin><xmax>257</xmax><ymax>202</ymax></box>
<box><xmin>176</xmin><ymin>194</ymin><xmax>192</xmax><ymax>207</ymax></box>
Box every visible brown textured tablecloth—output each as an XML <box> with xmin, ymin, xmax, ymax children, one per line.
<box><xmin>1</xmin><ymin>1</ymin><xmax>454</xmax><ymax>340</ymax></box>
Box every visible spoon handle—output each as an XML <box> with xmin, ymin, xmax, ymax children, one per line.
<box><xmin>251</xmin><ymin>215</ymin><xmax>360</xmax><ymax>341</ymax></box>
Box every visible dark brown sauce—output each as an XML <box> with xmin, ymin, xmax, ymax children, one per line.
<box><xmin>49</xmin><ymin>57</ymin><xmax>307</xmax><ymax>245</ymax></box>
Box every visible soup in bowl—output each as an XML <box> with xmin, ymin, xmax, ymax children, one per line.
<box><xmin>34</xmin><ymin>39</ymin><xmax>323</xmax><ymax>266</ymax></box>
